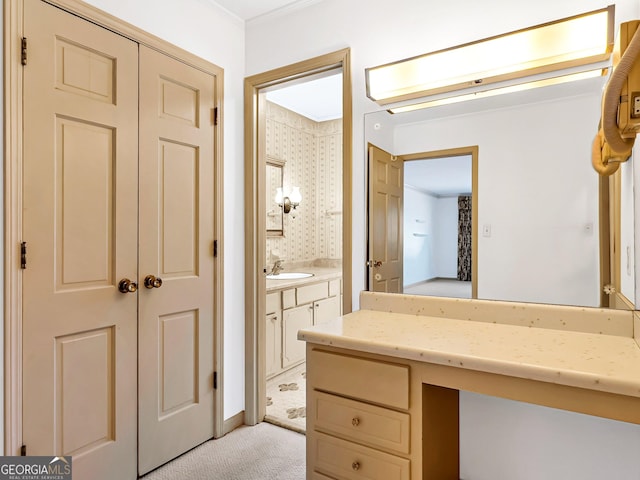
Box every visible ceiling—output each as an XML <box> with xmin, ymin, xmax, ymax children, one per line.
<box><xmin>404</xmin><ymin>155</ymin><xmax>472</xmax><ymax>197</ymax></box>
<box><xmin>266</xmin><ymin>73</ymin><xmax>343</xmax><ymax>122</ymax></box>
<box><xmin>210</xmin><ymin>0</ymin><xmax>314</xmax><ymax>21</ymax></box>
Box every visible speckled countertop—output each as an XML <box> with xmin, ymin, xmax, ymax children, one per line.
<box><xmin>266</xmin><ymin>267</ymin><xmax>341</xmax><ymax>292</ymax></box>
<box><xmin>298</xmin><ymin>308</ymin><xmax>640</xmax><ymax>399</ymax></box>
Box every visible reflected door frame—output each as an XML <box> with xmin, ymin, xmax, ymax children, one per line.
<box><xmin>368</xmin><ymin>145</ymin><xmax>478</xmax><ymax>299</ymax></box>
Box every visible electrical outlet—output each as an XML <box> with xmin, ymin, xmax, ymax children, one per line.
<box><xmin>633</xmin><ymin>93</ymin><xmax>640</xmax><ymax>118</ymax></box>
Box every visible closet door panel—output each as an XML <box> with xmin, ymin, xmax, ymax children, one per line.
<box><xmin>138</xmin><ymin>45</ymin><xmax>217</xmax><ymax>475</ymax></box>
<box><xmin>22</xmin><ymin>2</ymin><xmax>139</xmax><ymax>479</ymax></box>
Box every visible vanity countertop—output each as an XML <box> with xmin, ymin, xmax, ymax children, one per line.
<box><xmin>298</xmin><ymin>305</ymin><xmax>640</xmax><ymax>399</ymax></box>
<box><xmin>266</xmin><ymin>267</ymin><xmax>341</xmax><ymax>292</ymax></box>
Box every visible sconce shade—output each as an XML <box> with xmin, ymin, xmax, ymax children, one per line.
<box><xmin>275</xmin><ymin>186</ymin><xmax>301</xmax><ymax>215</ymax></box>
<box><xmin>366</xmin><ymin>6</ymin><xmax>613</xmax><ymax>106</ymax></box>
<box><xmin>289</xmin><ymin>186</ymin><xmax>302</xmax><ymax>205</ymax></box>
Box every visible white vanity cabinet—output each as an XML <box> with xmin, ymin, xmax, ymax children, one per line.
<box><xmin>267</xmin><ymin>277</ymin><xmax>341</xmax><ymax>378</ymax></box>
<box><xmin>282</xmin><ymin>304</ymin><xmax>313</xmax><ymax>368</ymax></box>
<box><xmin>265</xmin><ymin>292</ymin><xmax>283</xmax><ymax>378</ymax></box>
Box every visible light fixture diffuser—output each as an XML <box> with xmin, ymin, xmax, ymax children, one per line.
<box><xmin>366</xmin><ymin>6</ymin><xmax>614</xmax><ymax>106</ymax></box>
<box><xmin>389</xmin><ymin>67</ymin><xmax>608</xmax><ymax>114</ymax></box>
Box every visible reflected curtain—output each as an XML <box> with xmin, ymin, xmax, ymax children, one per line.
<box><xmin>457</xmin><ymin>196</ymin><xmax>472</xmax><ymax>281</ymax></box>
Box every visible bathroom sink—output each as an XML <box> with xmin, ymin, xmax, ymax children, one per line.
<box><xmin>266</xmin><ymin>272</ymin><xmax>313</xmax><ymax>280</ymax></box>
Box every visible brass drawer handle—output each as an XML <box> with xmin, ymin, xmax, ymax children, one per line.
<box><xmin>352</xmin><ymin>417</ymin><xmax>360</xmax><ymax>427</ymax></box>
<box><xmin>352</xmin><ymin>461</ymin><xmax>360</xmax><ymax>471</ymax></box>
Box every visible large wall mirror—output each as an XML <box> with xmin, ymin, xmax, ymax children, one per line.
<box><xmin>365</xmin><ymin>75</ymin><xmax>637</xmax><ymax>309</ymax></box>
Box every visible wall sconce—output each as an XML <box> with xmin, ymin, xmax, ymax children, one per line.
<box><xmin>365</xmin><ymin>6</ymin><xmax>613</xmax><ymax>110</ymax></box>
<box><xmin>275</xmin><ymin>186</ymin><xmax>302</xmax><ymax>216</ymax></box>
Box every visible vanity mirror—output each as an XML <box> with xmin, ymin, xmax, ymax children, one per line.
<box><xmin>365</xmin><ymin>75</ymin><xmax>637</xmax><ymax>309</ymax></box>
<box><xmin>266</xmin><ymin>156</ymin><xmax>285</xmax><ymax>236</ymax></box>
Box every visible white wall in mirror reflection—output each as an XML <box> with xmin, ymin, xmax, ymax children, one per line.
<box><xmin>370</xmin><ymin>91</ymin><xmax>601</xmax><ymax>307</ymax></box>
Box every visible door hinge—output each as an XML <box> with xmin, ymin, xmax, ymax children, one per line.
<box><xmin>213</xmin><ymin>371</ymin><xmax>218</xmax><ymax>389</ymax></box>
<box><xmin>213</xmin><ymin>240</ymin><xmax>218</xmax><ymax>257</ymax></box>
<box><xmin>21</xmin><ymin>37</ymin><xmax>27</xmax><ymax>66</ymax></box>
<box><xmin>20</xmin><ymin>445</ymin><xmax>26</xmax><ymax>456</ymax></box>
<box><xmin>213</xmin><ymin>107</ymin><xmax>218</xmax><ymax>126</ymax></box>
<box><xmin>20</xmin><ymin>242</ymin><xmax>27</xmax><ymax>269</ymax></box>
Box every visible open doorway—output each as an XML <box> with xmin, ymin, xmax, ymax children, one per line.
<box><xmin>244</xmin><ymin>50</ymin><xmax>352</xmax><ymax>429</ymax></box>
<box><xmin>263</xmin><ymin>72</ymin><xmax>344</xmax><ymax>431</ymax></box>
<box><xmin>403</xmin><ymin>155</ymin><xmax>473</xmax><ymax>299</ymax></box>
<box><xmin>367</xmin><ymin>144</ymin><xmax>477</xmax><ymax>298</ymax></box>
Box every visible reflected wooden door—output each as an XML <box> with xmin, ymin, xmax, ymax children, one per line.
<box><xmin>138</xmin><ymin>45</ymin><xmax>216</xmax><ymax>475</ymax></box>
<box><xmin>368</xmin><ymin>144</ymin><xmax>403</xmax><ymax>293</ymax></box>
<box><xmin>22</xmin><ymin>1</ymin><xmax>139</xmax><ymax>479</ymax></box>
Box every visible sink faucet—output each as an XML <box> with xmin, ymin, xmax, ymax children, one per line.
<box><xmin>269</xmin><ymin>260</ymin><xmax>284</xmax><ymax>275</ymax></box>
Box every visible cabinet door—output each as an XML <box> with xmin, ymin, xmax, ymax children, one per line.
<box><xmin>282</xmin><ymin>304</ymin><xmax>313</xmax><ymax>368</ymax></box>
<box><xmin>266</xmin><ymin>312</ymin><xmax>282</xmax><ymax>377</ymax></box>
<box><xmin>314</xmin><ymin>295</ymin><xmax>342</xmax><ymax>326</ymax></box>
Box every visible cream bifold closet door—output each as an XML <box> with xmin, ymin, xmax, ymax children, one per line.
<box><xmin>22</xmin><ymin>2</ymin><xmax>216</xmax><ymax>479</ymax></box>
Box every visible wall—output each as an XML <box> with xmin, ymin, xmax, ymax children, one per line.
<box><xmin>403</xmin><ymin>190</ymin><xmax>459</xmax><ymax>285</ymax></box>
<box><xmin>394</xmin><ymin>93</ymin><xmax>602</xmax><ymax>306</ymax></box>
<box><xmin>403</xmin><ymin>187</ymin><xmax>436</xmax><ymax>285</ymax></box>
<box><xmin>265</xmin><ymin>101</ymin><xmax>342</xmax><ymax>264</ymax></box>
<box><xmin>246</xmin><ymin>1</ymin><xmax>640</xmax><ymax>478</ymax></box>
<box><xmin>80</xmin><ymin>0</ymin><xmax>247</xmax><ymax>420</ymax></box>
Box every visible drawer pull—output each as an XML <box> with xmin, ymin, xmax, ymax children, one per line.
<box><xmin>351</xmin><ymin>417</ymin><xmax>360</xmax><ymax>427</ymax></box>
<box><xmin>352</xmin><ymin>461</ymin><xmax>360</xmax><ymax>471</ymax></box>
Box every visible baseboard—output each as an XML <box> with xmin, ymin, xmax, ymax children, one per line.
<box><xmin>222</xmin><ymin>410</ymin><xmax>245</xmax><ymax>435</ymax></box>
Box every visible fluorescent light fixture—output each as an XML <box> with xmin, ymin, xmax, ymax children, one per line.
<box><xmin>366</xmin><ymin>6</ymin><xmax>614</xmax><ymax>105</ymax></box>
<box><xmin>389</xmin><ymin>68</ymin><xmax>607</xmax><ymax>113</ymax></box>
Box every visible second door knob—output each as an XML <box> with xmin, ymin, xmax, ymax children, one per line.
<box><xmin>144</xmin><ymin>275</ymin><xmax>163</xmax><ymax>289</ymax></box>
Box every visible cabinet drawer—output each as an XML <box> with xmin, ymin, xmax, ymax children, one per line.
<box><xmin>282</xmin><ymin>288</ymin><xmax>296</xmax><ymax>309</ymax></box>
<box><xmin>297</xmin><ymin>282</ymin><xmax>329</xmax><ymax>305</ymax></box>
<box><xmin>314</xmin><ymin>432</ymin><xmax>410</xmax><ymax>480</ymax></box>
<box><xmin>266</xmin><ymin>292</ymin><xmax>281</xmax><ymax>314</ymax></box>
<box><xmin>309</xmin><ymin>350</ymin><xmax>409</xmax><ymax>410</ymax></box>
<box><xmin>329</xmin><ymin>278</ymin><xmax>341</xmax><ymax>297</ymax></box>
<box><xmin>314</xmin><ymin>392</ymin><xmax>410</xmax><ymax>454</ymax></box>
<box><xmin>312</xmin><ymin>472</ymin><xmax>337</xmax><ymax>480</ymax></box>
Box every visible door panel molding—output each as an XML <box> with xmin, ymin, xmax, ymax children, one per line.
<box><xmin>4</xmin><ymin>0</ymin><xmax>225</xmax><ymax>457</ymax></box>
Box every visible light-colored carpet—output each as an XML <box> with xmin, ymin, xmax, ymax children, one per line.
<box><xmin>404</xmin><ymin>278</ymin><xmax>472</xmax><ymax>298</ymax></box>
<box><xmin>265</xmin><ymin>363</ymin><xmax>307</xmax><ymax>433</ymax></box>
<box><xmin>141</xmin><ymin>423</ymin><xmax>305</xmax><ymax>480</ymax></box>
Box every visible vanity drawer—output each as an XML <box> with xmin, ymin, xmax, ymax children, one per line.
<box><xmin>297</xmin><ymin>282</ymin><xmax>329</xmax><ymax>305</ymax></box>
<box><xmin>314</xmin><ymin>432</ymin><xmax>410</xmax><ymax>480</ymax></box>
<box><xmin>312</xmin><ymin>472</ymin><xmax>337</xmax><ymax>480</ymax></box>
<box><xmin>329</xmin><ymin>278</ymin><xmax>341</xmax><ymax>297</ymax></box>
<box><xmin>309</xmin><ymin>349</ymin><xmax>409</xmax><ymax>410</ymax></box>
<box><xmin>266</xmin><ymin>292</ymin><xmax>281</xmax><ymax>314</ymax></box>
<box><xmin>282</xmin><ymin>289</ymin><xmax>296</xmax><ymax>309</ymax></box>
<box><xmin>314</xmin><ymin>392</ymin><xmax>410</xmax><ymax>454</ymax></box>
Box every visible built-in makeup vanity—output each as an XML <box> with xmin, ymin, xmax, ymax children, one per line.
<box><xmin>299</xmin><ymin>292</ymin><xmax>640</xmax><ymax>480</ymax></box>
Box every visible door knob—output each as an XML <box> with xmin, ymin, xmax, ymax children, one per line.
<box><xmin>118</xmin><ymin>278</ymin><xmax>138</xmax><ymax>293</ymax></box>
<box><xmin>144</xmin><ymin>275</ymin><xmax>163</xmax><ymax>289</ymax></box>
